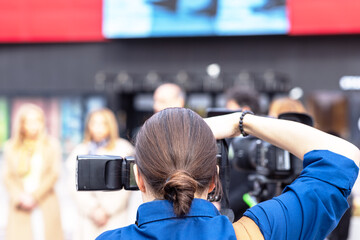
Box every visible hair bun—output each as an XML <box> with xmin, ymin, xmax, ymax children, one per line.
<box><xmin>163</xmin><ymin>170</ymin><xmax>198</xmax><ymax>216</ymax></box>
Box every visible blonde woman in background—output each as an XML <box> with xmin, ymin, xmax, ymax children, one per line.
<box><xmin>2</xmin><ymin>103</ymin><xmax>63</xmax><ymax>240</ymax></box>
<box><xmin>268</xmin><ymin>97</ymin><xmax>307</xmax><ymax>118</ymax></box>
<box><xmin>66</xmin><ymin>108</ymin><xmax>137</xmax><ymax>240</ymax></box>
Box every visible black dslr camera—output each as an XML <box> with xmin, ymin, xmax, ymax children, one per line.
<box><xmin>76</xmin><ymin>155</ymin><xmax>138</xmax><ymax>191</ymax></box>
<box><xmin>230</xmin><ymin>112</ymin><xmax>313</xmax><ymax>179</ymax></box>
<box><xmin>229</xmin><ymin>112</ymin><xmax>313</xmax><ymax>202</ymax></box>
<box><xmin>207</xmin><ymin>108</ymin><xmax>313</xmax><ymax>203</ymax></box>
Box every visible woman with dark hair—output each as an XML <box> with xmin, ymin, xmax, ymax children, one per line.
<box><xmin>97</xmin><ymin>108</ymin><xmax>359</xmax><ymax>240</ymax></box>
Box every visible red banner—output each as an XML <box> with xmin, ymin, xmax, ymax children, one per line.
<box><xmin>0</xmin><ymin>0</ymin><xmax>103</xmax><ymax>42</ymax></box>
<box><xmin>288</xmin><ymin>0</ymin><xmax>360</xmax><ymax>35</ymax></box>
<box><xmin>2</xmin><ymin>0</ymin><xmax>360</xmax><ymax>42</ymax></box>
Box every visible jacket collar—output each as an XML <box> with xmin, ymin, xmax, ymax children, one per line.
<box><xmin>136</xmin><ymin>199</ymin><xmax>220</xmax><ymax>227</ymax></box>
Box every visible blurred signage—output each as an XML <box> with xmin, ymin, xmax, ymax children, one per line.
<box><xmin>339</xmin><ymin>76</ymin><xmax>360</xmax><ymax>90</ymax></box>
<box><xmin>2</xmin><ymin>0</ymin><xmax>360</xmax><ymax>42</ymax></box>
<box><xmin>0</xmin><ymin>0</ymin><xmax>103</xmax><ymax>42</ymax></box>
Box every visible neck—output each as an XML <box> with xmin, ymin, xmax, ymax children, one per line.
<box><xmin>140</xmin><ymin>189</ymin><xmax>209</xmax><ymax>204</ymax></box>
<box><xmin>92</xmin><ymin>138</ymin><xmax>109</xmax><ymax>146</ymax></box>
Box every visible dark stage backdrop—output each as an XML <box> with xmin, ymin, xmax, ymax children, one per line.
<box><xmin>1</xmin><ymin>35</ymin><xmax>360</xmax><ymax>95</ymax></box>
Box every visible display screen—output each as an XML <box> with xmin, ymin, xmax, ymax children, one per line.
<box><xmin>103</xmin><ymin>0</ymin><xmax>360</xmax><ymax>38</ymax></box>
<box><xmin>2</xmin><ymin>0</ymin><xmax>360</xmax><ymax>42</ymax></box>
<box><xmin>103</xmin><ymin>0</ymin><xmax>288</xmax><ymax>38</ymax></box>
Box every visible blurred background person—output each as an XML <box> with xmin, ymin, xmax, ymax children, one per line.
<box><xmin>153</xmin><ymin>83</ymin><xmax>185</xmax><ymax>112</ymax></box>
<box><xmin>2</xmin><ymin>103</ymin><xmax>63</xmax><ymax>240</ymax></box>
<box><xmin>268</xmin><ymin>96</ymin><xmax>307</xmax><ymax>118</ymax></box>
<box><xmin>265</xmin><ymin>96</ymin><xmax>310</xmax><ymax>196</ymax></box>
<box><xmin>267</xmin><ymin>96</ymin><xmax>353</xmax><ymax>239</ymax></box>
<box><xmin>225</xmin><ymin>87</ymin><xmax>260</xmax><ymax>114</ymax></box>
<box><xmin>66</xmin><ymin>108</ymin><xmax>136</xmax><ymax>240</ymax></box>
<box><xmin>224</xmin><ymin>87</ymin><xmax>261</xmax><ymax>221</ymax></box>
<box><xmin>131</xmin><ymin>82</ymin><xmax>186</xmax><ymax>143</ymax></box>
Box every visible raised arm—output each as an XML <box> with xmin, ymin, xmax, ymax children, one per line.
<box><xmin>206</xmin><ymin>111</ymin><xmax>360</xmax><ymax>240</ymax></box>
<box><xmin>205</xmin><ymin>112</ymin><xmax>360</xmax><ymax>165</ymax></box>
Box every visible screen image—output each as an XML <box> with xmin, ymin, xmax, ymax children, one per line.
<box><xmin>60</xmin><ymin>98</ymin><xmax>83</xmax><ymax>155</ymax></box>
<box><xmin>3</xmin><ymin>0</ymin><xmax>360</xmax><ymax>42</ymax></box>
<box><xmin>103</xmin><ymin>0</ymin><xmax>288</xmax><ymax>38</ymax></box>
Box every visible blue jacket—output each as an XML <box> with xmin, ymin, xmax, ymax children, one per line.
<box><xmin>244</xmin><ymin>150</ymin><xmax>359</xmax><ymax>240</ymax></box>
<box><xmin>97</xmin><ymin>150</ymin><xmax>359</xmax><ymax>240</ymax></box>
<box><xmin>97</xmin><ymin>198</ymin><xmax>236</xmax><ymax>239</ymax></box>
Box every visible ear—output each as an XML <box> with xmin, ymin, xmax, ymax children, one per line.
<box><xmin>208</xmin><ymin>181</ymin><xmax>216</xmax><ymax>193</ymax></box>
<box><xmin>179</xmin><ymin>98</ymin><xmax>185</xmax><ymax>108</ymax></box>
<box><xmin>133</xmin><ymin>164</ymin><xmax>146</xmax><ymax>193</ymax></box>
<box><xmin>208</xmin><ymin>165</ymin><xmax>220</xmax><ymax>193</ymax></box>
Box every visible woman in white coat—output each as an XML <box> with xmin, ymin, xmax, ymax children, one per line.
<box><xmin>66</xmin><ymin>108</ymin><xmax>137</xmax><ymax>240</ymax></box>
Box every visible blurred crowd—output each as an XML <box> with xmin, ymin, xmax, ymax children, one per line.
<box><xmin>0</xmin><ymin>83</ymin><xmax>359</xmax><ymax>240</ymax></box>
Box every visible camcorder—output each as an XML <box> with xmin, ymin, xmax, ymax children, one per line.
<box><xmin>76</xmin><ymin>155</ymin><xmax>138</xmax><ymax>191</ymax></box>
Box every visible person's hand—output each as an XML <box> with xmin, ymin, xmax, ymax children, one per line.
<box><xmin>17</xmin><ymin>193</ymin><xmax>37</xmax><ymax>211</ymax></box>
<box><xmin>91</xmin><ymin>207</ymin><xmax>109</xmax><ymax>227</ymax></box>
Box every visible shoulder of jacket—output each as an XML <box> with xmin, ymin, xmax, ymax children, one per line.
<box><xmin>2</xmin><ymin>140</ymin><xmax>15</xmax><ymax>155</ymax></box>
<box><xmin>115</xmin><ymin>138</ymin><xmax>134</xmax><ymax>148</ymax></box>
<box><xmin>115</xmin><ymin>138</ymin><xmax>132</xmax><ymax>144</ymax></box>
<box><xmin>46</xmin><ymin>136</ymin><xmax>60</xmax><ymax>145</ymax></box>
<box><xmin>3</xmin><ymin>139</ymin><xmax>12</xmax><ymax>149</ymax></box>
<box><xmin>69</xmin><ymin>142</ymin><xmax>89</xmax><ymax>154</ymax></box>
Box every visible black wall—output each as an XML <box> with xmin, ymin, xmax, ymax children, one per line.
<box><xmin>1</xmin><ymin>35</ymin><xmax>360</xmax><ymax>95</ymax></box>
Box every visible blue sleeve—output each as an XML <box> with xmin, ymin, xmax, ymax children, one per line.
<box><xmin>243</xmin><ymin>150</ymin><xmax>359</xmax><ymax>240</ymax></box>
<box><xmin>96</xmin><ymin>229</ymin><xmax>122</xmax><ymax>240</ymax></box>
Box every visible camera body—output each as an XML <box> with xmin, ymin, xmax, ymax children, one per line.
<box><xmin>206</xmin><ymin>108</ymin><xmax>312</xmax><ymax>202</ymax></box>
<box><xmin>230</xmin><ymin>136</ymin><xmax>300</xmax><ymax>180</ymax></box>
<box><xmin>229</xmin><ymin>112</ymin><xmax>312</xmax><ymax>182</ymax></box>
<box><xmin>76</xmin><ymin>155</ymin><xmax>138</xmax><ymax>191</ymax></box>
<box><xmin>228</xmin><ymin>111</ymin><xmax>313</xmax><ymax>202</ymax></box>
